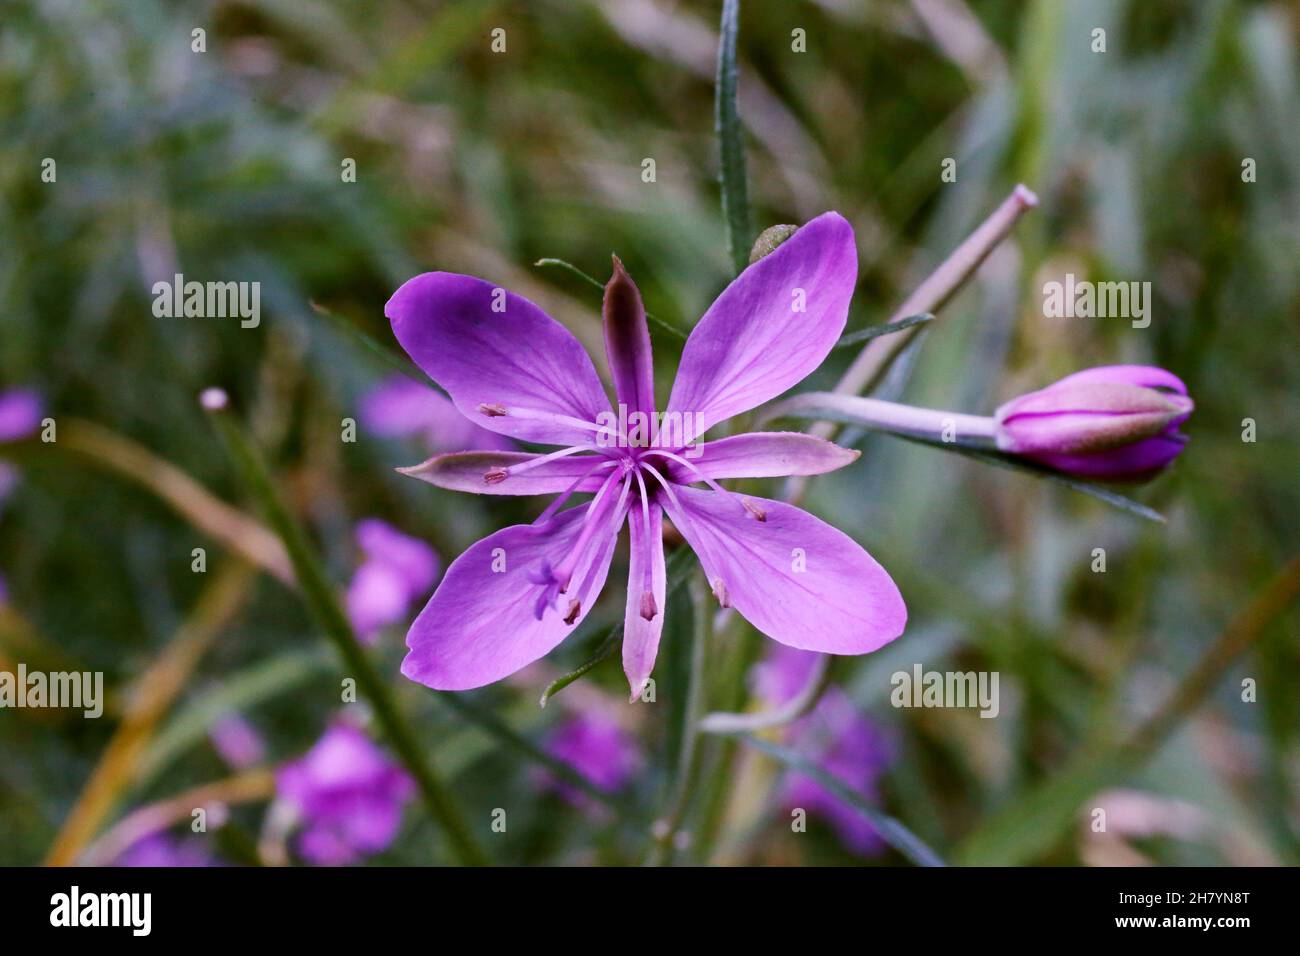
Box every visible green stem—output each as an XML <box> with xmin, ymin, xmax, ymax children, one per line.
<box><xmin>208</xmin><ymin>400</ymin><xmax>490</xmax><ymax>866</ymax></box>
<box><xmin>648</xmin><ymin>574</ymin><xmax>711</xmax><ymax>865</ymax></box>
<box><xmin>715</xmin><ymin>0</ymin><xmax>751</xmax><ymax>276</ymax></box>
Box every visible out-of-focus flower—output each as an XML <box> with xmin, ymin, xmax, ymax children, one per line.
<box><xmin>360</xmin><ymin>375</ymin><xmax>513</xmax><ymax>453</ymax></box>
<box><xmin>754</xmin><ymin>645</ymin><xmax>894</xmax><ymax>857</ymax></box>
<box><xmin>114</xmin><ymin>833</ymin><xmax>218</xmax><ymax>867</ymax></box>
<box><xmin>540</xmin><ymin>712</ymin><xmax>641</xmax><ymax>805</ymax></box>
<box><xmin>345</xmin><ymin>518</ymin><xmax>440</xmax><ymax>644</ymax></box>
<box><xmin>0</xmin><ymin>388</ymin><xmax>43</xmax><ymax>443</ymax></box>
<box><xmin>276</xmin><ymin>722</ymin><xmax>415</xmax><ymax>866</ymax></box>
<box><xmin>209</xmin><ymin>713</ymin><xmax>266</xmax><ymax>769</ymax></box>
<box><xmin>388</xmin><ymin>214</ymin><xmax>905</xmax><ymax>698</ymax></box>
<box><xmin>994</xmin><ymin>365</ymin><xmax>1193</xmax><ymax>480</ymax></box>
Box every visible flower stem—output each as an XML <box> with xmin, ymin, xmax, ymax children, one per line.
<box><xmin>763</xmin><ymin>393</ymin><xmax>997</xmax><ymax>444</ymax></box>
<box><xmin>208</xmin><ymin>401</ymin><xmax>490</xmax><ymax>866</ymax></box>
<box><xmin>648</xmin><ymin>573</ymin><xmax>711</xmax><ymax>865</ymax></box>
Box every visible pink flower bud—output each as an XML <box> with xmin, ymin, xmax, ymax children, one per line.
<box><xmin>994</xmin><ymin>365</ymin><xmax>1193</xmax><ymax>481</ymax></box>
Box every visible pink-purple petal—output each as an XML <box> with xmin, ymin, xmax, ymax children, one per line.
<box><xmin>666</xmin><ymin>213</ymin><xmax>857</xmax><ymax>440</ymax></box>
<box><xmin>400</xmin><ymin>506</ymin><xmax>617</xmax><ymax>691</ymax></box>
<box><xmin>622</xmin><ymin>501</ymin><xmax>666</xmax><ymax>699</ymax></box>
<box><xmin>603</xmin><ymin>257</ymin><xmax>656</xmax><ymax>421</ymax></box>
<box><xmin>661</xmin><ymin>486</ymin><xmax>905</xmax><ymax>655</ymax></box>
<box><xmin>398</xmin><ymin>450</ymin><xmax>611</xmax><ymax>496</ymax></box>
<box><xmin>387</xmin><ymin>273</ymin><xmax>611</xmax><ymax>446</ymax></box>
<box><xmin>666</xmin><ymin>431</ymin><xmax>859</xmax><ymax>483</ymax></box>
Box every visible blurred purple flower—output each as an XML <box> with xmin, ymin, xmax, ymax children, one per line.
<box><xmin>114</xmin><ymin>833</ymin><xmax>218</xmax><ymax>867</ymax></box>
<box><xmin>754</xmin><ymin>644</ymin><xmax>894</xmax><ymax>856</ymax></box>
<box><xmin>276</xmin><ymin>722</ymin><xmax>415</xmax><ymax>866</ymax></box>
<box><xmin>209</xmin><ymin>713</ymin><xmax>266</xmax><ymax>769</ymax></box>
<box><xmin>345</xmin><ymin>518</ymin><xmax>440</xmax><ymax>644</ymax></box>
<box><xmin>360</xmin><ymin>375</ymin><xmax>512</xmax><ymax>453</ymax></box>
<box><xmin>387</xmin><ymin>213</ymin><xmax>905</xmax><ymax>698</ymax></box>
<box><xmin>0</xmin><ymin>388</ymin><xmax>43</xmax><ymax>443</ymax></box>
<box><xmin>540</xmin><ymin>712</ymin><xmax>641</xmax><ymax>805</ymax></box>
<box><xmin>994</xmin><ymin>365</ymin><xmax>1193</xmax><ymax>480</ymax></box>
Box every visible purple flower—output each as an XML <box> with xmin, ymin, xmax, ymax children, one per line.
<box><xmin>0</xmin><ymin>388</ymin><xmax>43</xmax><ymax>443</ymax></box>
<box><xmin>994</xmin><ymin>365</ymin><xmax>1193</xmax><ymax>480</ymax></box>
<box><xmin>345</xmin><ymin>518</ymin><xmax>440</xmax><ymax>644</ymax></box>
<box><xmin>754</xmin><ymin>645</ymin><xmax>894</xmax><ymax>856</ymax></box>
<box><xmin>276</xmin><ymin>722</ymin><xmax>416</xmax><ymax>866</ymax></box>
<box><xmin>209</xmin><ymin>713</ymin><xmax>266</xmax><ymax>769</ymax></box>
<box><xmin>114</xmin><ymin>833</ymin><xmax>218</xmax><ymax>867</ymax></box>
<box><xmin>540</xmin><ymin>712</ymin><xmax>641</xmax><ymax>804</ymax></box>
<box><xmin>387</xmin><ymin>213</ymin><xmax>907</xmax><ymax>698</ymax></box>
<box><xmin>360</xmin><ymin>375</ymin><xmax>513</xmax><ymax>452</ymax></box>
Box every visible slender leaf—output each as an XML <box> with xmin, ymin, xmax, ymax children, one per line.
<box><xmin>834</xmin><ymin>313</ymin><xmax>935</xmax><ymax>349</ymax></box>
<box><xmin>534</xmin><ymin>257</ymin><xmax>688</xmax><ymax>341</ymax></box>
<box><xmin>310</xmin><ymin>300</ymin><xmax>433</xmax><ymax>387</ymax></box>
<box><xmin>715</xmin><ymin>0</ymin><xmax>751</xmax><ymax>275</ymax></box>
<box><xmin>735</xmin><ymin>734</ymin><xmax>947</xmax><ymax>867</ymax></box>
<box><xmin>209</xmin><ymin>404</ymin><xmax>490</xmax><ymax>866</ymax></box>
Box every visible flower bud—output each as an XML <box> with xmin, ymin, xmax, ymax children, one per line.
<box><xmin>994</xmin><ymin>365</ymin><xmax>1193</xmax><ymax>480</ymax></box>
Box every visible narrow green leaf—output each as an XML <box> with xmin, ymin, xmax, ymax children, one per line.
<box><xmin>735</xmin><ymin>734</ymin><xmax>947</xmax><ymax>867</ymax></box>
<box><xmin>434</xmin><ymin>693</ymin><xmax>618</xmax><ymax>808</ymax></box>
<box><xmin>534</xmin><ymin>257</ymin><xmax>687</xmax><ymax>341</ymax></box>
<box><xmin>715</xmin><ymin>0</ymin><xmax>751</xmax><ymax>275</ymax></box>
<box><xmin>209</xmin><ymin>403</ymin><xmax>490</xmax><ymax>866</ymax></box>
<box><xmin>309</xmin><ymin>300</ymin><xmax>433</xmax><ymax>387</ymax></box>
<box><xmin>834</xmin><ymin>313</ymin><xmax>935</xmax><ymax>349</ymax></box>
<box><xmin>889</xmin><ymin>433</ymin><xmax>1167</xmax><ymax>523</ymax></box>
<box><xmin>538</xmin><ymin>547</ymin><xmax>698</xmax><ymax>708</ymax></box>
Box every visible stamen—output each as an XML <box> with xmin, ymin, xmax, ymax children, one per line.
<box><xmin>484</xmin><ymin>468</ymin><xmax>507</xmax><ymax>485</ymax></box>
<box><xmin>536</xmin><ymin>460</ymin><xmax>619</xmax><ymax>525</ymax></box>
<box><xmin>564</xmin><ymin>599</ymin><xmax>581</xmax><ymax>625</ymax></box>
<box><xmin>632</xmin><ymin>468</ymin><xmax>655</xmax><ymax>594</ymax></box>
<box><xmin>642</xmin><ymin>450</ymin><xmax>759</xmax><ymax>520</ymax></box>
<box><xmin>492</xmin><ymin>404</ymin><xmax>611</xmax><ymax>437</ymax></box>
<box><xmin>639</xmin><ymin>590</ymin><xmax>658</xmax><ymax>621</ymax></box>
<box><xmin>504</xmin><ymin>443</ymin><xmax>601</xmax><ymax>477</ymax></box>
<box><xmin>711</xmin><ymin>578</ymin><xmax>730</xmax><ymax>608</ymax></box>
<box><xmin>554</xmin><ymin>470</ymin><xmax>624</xmax><ymax>591</ymax></box>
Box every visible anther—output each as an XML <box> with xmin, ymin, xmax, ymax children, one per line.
<box><xmin>564</xmin><ymin>599</ymin><xmax>581</xmax><ymax>625</ymax></box>
<box><xmin>478</xmin><ymin>402</ymin><xmax>507</xmax><ymax>417</ymax></box>
<box><xmin>741</xmin><ymin>498</ymin><xmax>767</xmax><ymax>522</ymax></box>
<box><xmin>711</xmin><ymin>578</ymin><xmax>730</xmax><ymax>608</ymax></box>
<box><xmin>639</xmin><ymin>590</ymin><xmax>658</xmax><ymax>621</ymax></box>
<box><xmin>484</xmin><ymin>468</ymin><xmax>508</xmax><ymax>485</ymax></box>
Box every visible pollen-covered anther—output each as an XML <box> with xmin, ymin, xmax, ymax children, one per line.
<box><xmin>639</xmin><ymin>590</ymin><xmax>658</xmax><ymax>621</ymax></box>
<box><xmin>477</xmin><ymin>402</ymin><xmax>508</xmax><ymax>417</ymax></box>
<box><xmin>483</xmin><ymin>468</ymin><xmax>508</xmax><ymax>485</ymax></box>
<box><xmin>711</xmin><ymin>578</ymin><xmax>730</xmax><ymax>608</ymax></box>
<box><xmin>563</xmin><ymin>599</ymin><xmax>581</xmax><ymax>625</ymax></box>
<box><xmin>741</xmin><ymin>498</ymin><xmax>767</xmax><ymax>522</ymax></box>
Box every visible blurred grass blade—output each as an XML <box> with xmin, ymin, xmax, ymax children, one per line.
<box><xmin>735</xmin><ymin>734</ymin><xmax>947</xmax><ymax>867</ymax></box>
<box><xmin>956</xmin><ymin>554</ymin><xmax>1300</xmax><ymax>865</ymax></box>
<box><xmin>535</xmin><ymin>257</ymin><xmax>687</xmax><ymax>341</ymax></box>
<box><xmin>208</xmin><ymin>399</ymin><xmax>490</xmax><ymax>866</ymax></box>
<box><xmin>434</xmin><ymin>693</ymin><xmax>616</xmax><ymax>808</ymax></box>
<box><xmin>715</xmin><ymin>0</ymin><xmax>751</xmax><ymax>275</ymax></box>
<box><xmin>310</xmin><ymin>300</ymin><xmax>433</xmax><ymax>386</ymax></box>
<box><xmin>44</xmin><ymin>563</ymin><xmax>255</xmax><ymax>866</ymax></box>
<box><xmin>834</xmin><ymin>313</ymin><xmax>935</xmax><ymax>349</ymax></box>
<box><xmin>539</xmin><ymin>547</ymin><xmax>698</xmax><ymax>708</ymax></box>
